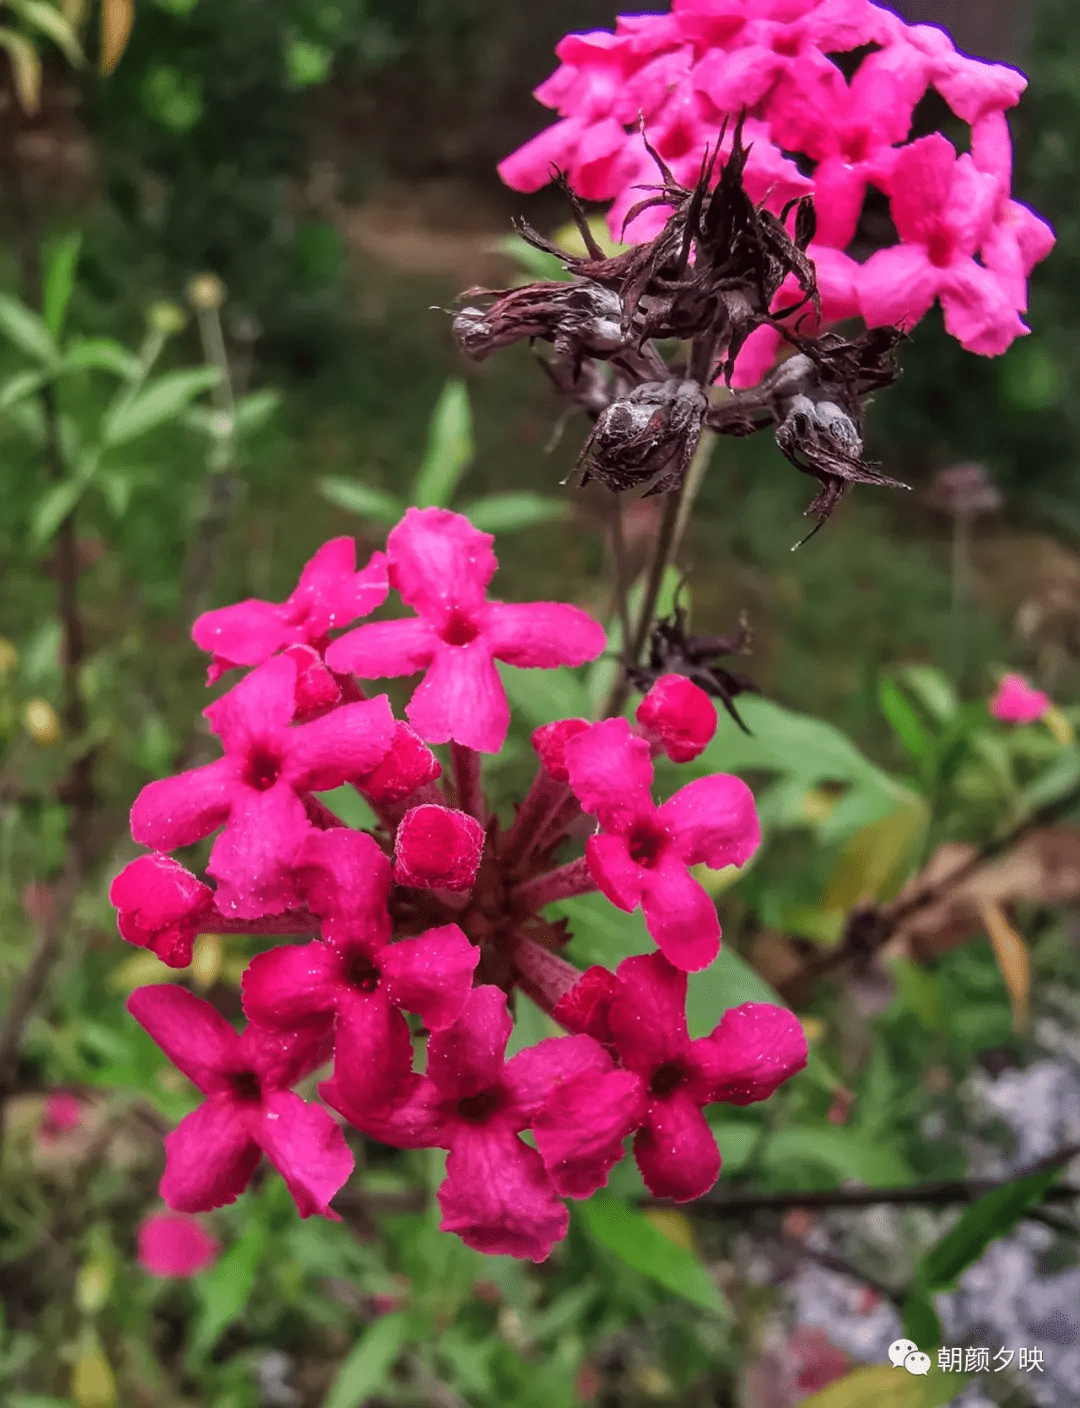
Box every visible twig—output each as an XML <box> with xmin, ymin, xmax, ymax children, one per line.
<box><xmin>608</xmin><ymin>499</ymin><xmax>633</xmax><ymax>650</ymax></box>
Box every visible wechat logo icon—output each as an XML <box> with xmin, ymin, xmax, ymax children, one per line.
<box><xmin>888</xmin><ymin>1339</ymin><xmax>931</xmax><ymax>1375</ymax></box>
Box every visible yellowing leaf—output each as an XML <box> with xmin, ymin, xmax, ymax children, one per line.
<box><xmin>978</xmin><ymin>900</ymin><xmax>1031</xmax><ymax>1035</ymax></box>
<box><xmin>799</xmin><ymin>1364</ymin><xmax>961</xmax><ymax>1408</ymax></box>
<box><xmin>109</xmin><ymin>950</ymin><xmax>179</xmax><ymax>992</ymax></box>
<box><xmin>100</xmin><ymin>0</ymin><xmax>133</xmax><ymax>74</ymax></box>
<box><xmin>0</xmin><ymin>27</ymin><xmax>42</xmax><ymax>112</ymax></box>
<box><xmin>190</xmin><ymin>932</ymin><xmax>223</xmax><ymax>991</ymax></box>
<box><xmin>642</xmin><ymin>1208</ymin><xmax>696</xmax><ymax>1253</ymax></box>
<box><xmin>803</xmin><ymin>785</ymin><xmax>841</xmax><ymax>824</ymax></box>
<box><xmin>1043</xmin><ymin>706</ymin><xmax>1075</xmax><ymax>747</ymax></box>
<box><xmin>822</xmin><ymin>792</ymin><xmax>929</xmax><ymax>912</ymax></box>
<box><xmin>71</xmin><ymin>1328</ymin><xmax>116</xmax><ymax>1408</ymax></box>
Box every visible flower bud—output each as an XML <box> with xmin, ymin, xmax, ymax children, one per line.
<box><xmin>147</xmin><ymin>301</ymin><xmax>187</xmax><ymax>336</ymax></box>
<box><xmin>393</xmin><ymin>804</ymin><xmax>484</xmax><ymax>892</ymax></box>
<box><xmin>635</xmin><ymin>674</ymin><xmax>717</xmax><ymax>763</ymax></box>
<box><xmin>187</xmin><ymin>272</ymin><xmax>226</xmax><ymax>310</ymax></box>
<box><xmin>24</xmin><ymin>698</ymin><xmax>61</xmax><ymax>745</ymax></box>
<box><xmin>532</xmin><ymin>718</ymin><xmax>590</xmax><ymax>781</ymax></box>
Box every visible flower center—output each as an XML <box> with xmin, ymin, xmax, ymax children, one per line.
<box><xmin>650</xmin><ymin>1062</ymin><xmax>684</xmax><ymax>1097</ymax></box>
<box><xmin>773</xmin><ymin>33</ymin><xmax>801</xmax><ymax>57</ymax></box>
<box><xmin>229</xmin><ymin>1070</ymin><xmax>262</xmax><ymax>1103</ymax></box>
<box><xmin>456</xmin><ymin>1087</ymin><xmax>503</xmax><ymax>1123</ymax></box>
<box><xmin>842</xmin><ymin>127</ymin><xmax>870</xmax><ymax>164</ymax></box>
<box><xmin>927</xmin><ymin>225</ymin><xmax>954</xmax><ymax>268</ymax></box>
<box><xmin>246</xmin><ymin>750</ymin><xmax>282</xmax><ymax>791</ymax></box>
<box><xmin>347</xmin><ymin>954</ymin><xmax>381</xmax><ymax>994</ymax></box>
<box><xmin>441</xmin><ymin>610</ymin><xmax>479</xmax><ymax>646</ymax></box>
<box><xmin>627</xmin><ymin>820</ymin><xmax>666</xmax><ymax>869</ymax></box>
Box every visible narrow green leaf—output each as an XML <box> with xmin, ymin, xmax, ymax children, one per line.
<box><xmin>800</xmin><ymin>1364</ymin><xmax>963</xmax><ymax>1408</ymax></box>
<box><xmin>903</xmin><ymin>1291</ymin><xmax>942</xmax><ymax>1350</ymax></box>
<box><xmin>321</xmin><ymin>1312</ymin><xmax>409</xmax><ymax>1408</ymax></box>
<box><xmin>579</xmin><ymin>1193</ymin><xmax>725</xmax><ymax>1314</ymax></box>
<box><xmin>0</xmin><ymin>367</ymin><xmax>46</xmax><ymax>408</ymax></box>
<box><xmin>31</xmin><ymin>479</ymin><xmax>85</xmax><ymax>548</ymax></box>
<box><xmin>0</xmin><ymin>291</ymin><xmax>56</xmax><ymax>364</ymax></box>
<box><xmin>462</xmin><ymin>492</ymin><xmax>570</xmax><ymax>533</ymax></box>
<box><xmin>99</xmin><ymin>470</ymin><xmax>133</xmax><ymax>518</ymax></box>
<box><xmin>187</xmin><ymin>1222</ymin><xmax>264</xmax><ymax>1363</ymax></box>
<box><xmin>101</xmin><ymin>365</ymin><xmax>222</xmax><ymax>446</ymax></box>
<box><xmin>317</xmin><ymin>476</ymin><xmax>404</xmax><ymax>524</ymax></box>
<box><xmin>879</xmin><ymin>675</ymin><xmax>931</xmax><ymax>765</ymax></box>
<box><xmin>0</xmin><ymin>26</ymin><xmax>42</xmax><ymax>112</ymax></box>
<box><xmin>685</xmin><ymin>946</ymin><xmax>785</xmax><ymax>1037</ymax></box>
<box><xmin>494</xmin><ymin>233</ymin><xmax>570</xmax><ymax>282</ymax></box>
<box><xmin>898</xmin><ymin>664</ymin><xmax>958</xmax><ymax>723</ymax></box>
<box><xmin>763</xmin><ymin>1126</ymin><xmax>913</xmax><ymax>1186</ymax></box>
<box><xmin>499</xmin><ymin>660</ymin><xmax>590</xmax><ymax>728</ymax></box>
<box><xmin>42</xmin><ymin>231</ymin><xmax>81</xmax><ymax>340</ymax></box>
<box><xmin>919</xmin><ymin>1162</ymin><xmax>1064</xmax><ymax>1293</ymax></box>
<box><xmin>16</xmin><ymin>0</ymin><xmax>85</xmax><ymax>66</ymax></box>
<box><xmin>413</xmin><ymin>379</ymin><xmax>473</xmax><ymax>508</ymax></box>
<box><xmin>60</xmin><ymin>337</ymin><xmax>141</xmax><ymax>380</ymax></box>
<box><xmin>234</xmin><ymin>387</ymin><xmax>281</xmax><ymax>434</ymax></box>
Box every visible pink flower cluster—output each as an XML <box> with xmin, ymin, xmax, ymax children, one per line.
<box><xmin>500</xmin><ymin>0</ymin><xmax>1054</xmax><ymax>369</ymax></box>
<box><xmin>112</xmin><ymin>509</ymin><xmax>806</xmax><ymax>1260</ymax></box>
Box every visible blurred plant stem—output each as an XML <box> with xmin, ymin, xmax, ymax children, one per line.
<box><xmin>949</xmin><ymin>508</ymin><xmax>972</xmax><ymax>685</ymax></box>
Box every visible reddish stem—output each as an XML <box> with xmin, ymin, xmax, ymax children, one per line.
<box><xmin>509</xmin><ymin>855</ymin><xmax>597</xmax><ymax>914</ymax></box>
<box><xmin>500</xmin><ymin>765</ymin><xmax>572</xmax><ymax>871</ymax></box>
<box><xmin>508</xmin><ymin>931</ymin><xmax>584</xmax><ymax>1019</ymax></box>
<box><xmin>451</xmin><ymin>742</ymin><xmax>486</xmax><ymax>823</ymax></box>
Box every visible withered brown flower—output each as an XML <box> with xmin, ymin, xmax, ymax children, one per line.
<box><xmin>627</xmin><ymin>602</ymin><xmax>758</xmax><ymax>733</ymax></box>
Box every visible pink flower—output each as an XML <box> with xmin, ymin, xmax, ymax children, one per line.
<box><xmin>971</xmin><ymin>111</ymin><xmax>1056</xmax><ymax>313</ymax></box>
<box><xmin>192</xmin><ymin>538</ymin><xmax>388</xmax><ymax>683</ymax></box>
<box><xmin>38</xmin><ymin>1091</ymin><xmax>83</xmax><ymax>1145</ymax></box>
<box><xmin>322</xmin><ymin>985</ymin><xmax>605</xmax><ymax>1261</ymax></box>
<box><xmin>242</xmin><ymin>829</ymin><xmax>478</xmax><ymax>1104</ymax></box>
<box><xmin>110</xmin><ymin>854</ymin><xmax>215</xmax><ymax>968</ymax></box>
<box><xmin>129</xmin><ymin>654</ymin><xmax>394</xmax><ymax>918</ymax></box>
<box><xmin>636</xmin><ymin>675</ymin><xmax>717</xmax><ymax>763</ymax></box>
<box><xmin>540</xmin><ymin>952</ymin><xmax>807</xmax><ymax>1201</ymax></box>
<box><xmin>990</xmin><ymin>673</ymin><xmax>1051</xmax><ymax>724</ymax></box>
<box><xmin>907</xmin><ymin>22</ymin><xmax>1027</xmax><ymax>124</ymax></box>
<box><xmin>353</xmin><ymin>721</ymin><xmax>441</xmax><ymax>806</ymax></box>
<box><xmin>532</xmin><ymin>718</ymin><xmax>591</xmax><ymax>781</ymax></box>
<box><xmin>136</xmin><ymin>1211</ymin><xmax>220</xmax><ymax>1278</ymax></box>
<box><xmin>128</xmin><ymin>985</ymin><xmax>351</xmax><ymax>1218</ymax></box>
<box><xmin>858</xmin><ymin>133</ymin><xmax>1027</xmax><ymax>355</ymax></box>
<box><xmin>325</xmin><ymin>509</ymin><xmax>606</xmax><ymax>754</ymax></box>
<box><xmin>562</xmin><ymin>718</ymin><xmax>760</xmax><ymax>971</ymax></box>
<box><xmin>393</xmin><ymin>805</ymin><xmax>485</xmax><ymax>892</ymax></box>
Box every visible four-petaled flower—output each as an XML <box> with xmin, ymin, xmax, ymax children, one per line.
<box><xmin>128</xmin><ymin>985</ymin><xmax>352</xmax><ymax>1218</ymax></box>
<box><xmin>324</xmin><ymin>508</ymin><xmax>606</xmax><ymax>753</ymax></box>
<box><xmin>563</xmin><ymin>718</ymin><xmax>760</xmax><ymax>971</ymax></box>
<box><xmin>990</xmin><ymin>673</ymin><xmax>1051</xmax><ymax>724</ymax></box>
<box><xmin>130</xmin><ymin>654</ymin><xmax>394</xmax><ymax>918</ymax></box>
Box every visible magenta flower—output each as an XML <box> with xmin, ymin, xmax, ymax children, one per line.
<box><xmin>110</xmin><ymin>854</ymin><xmax>215</xmax><ymax>968</ymax></box>
<box><xmin>243</xmin><ymin>828</ymin><xmax>478</xmax><ymax>1104</ymax></box>
<box><xmin>539</xmin><ymin>952</ymin><xmax>807</xmax><ymax>1201</ymax></box>
<box><xmin>392</xmin><ymin>805</ymin><xmax>485</xmax><ymax>892</ymax></box>
<box><xmin>858</xmin><ymin>133</ymin><xmax>1026</xmax><ymax>355</ymax></box>
<box><xmin>563</xmin><ymin>718</ymin><xmax>760</xmax><ymax>971</ymax></box>
<box><xmin>323</xmin><ymin>509</ymin><xmax>606</xmax><ymax>753</ymax></box>
<box><xmin>907</xmin><ymin>21</ymin><xmax>1027</xmax><ymax>124</ymax></box>
<box><xmin>322</xmin><ymin>985</ymin><xmax>605</xmax><ymax>1261</ymax></box>
<box><xmin>128</xmin><ymin>985</ymin><xmax>351</xmax><ymax>1218</ymax></box>
<box><xmin>38</xmin><ymin>1091</ymin><xmax>84</xmax><ymax>1146</ymax></box>
<box><xmin>531</xmin><ymin>718</ymin><xmax>591</xmax><ymax>781</ymax></box>
<box><xmin>353</xmin><ymin>721</ymin><xmax>441</xmax><ymax>806</ymax></box>
<box><xmin>192</xmin><ymin>538</ymin><xmax>388</xmax><ymax>682</ymax></box>
<box><xmin>636</xmin><ymin>674</ymin><xmax>717</xmax><ymax>764</ymax></box>
<box><xmin>971</xmin><ymin>111</ymin><xmax>1056</xmax><ymax>314</ymax></box>
<box><xmin>129</xmin><ymin>654</ymin><xmax>394</xmax><ymax>918</ymax></box>
<box><xmin>136</xmin><ymin>1211</ymin><xmax>220</xmax><ymax>1278</ymax></box>
<box><xmin>990</xmin><ymin>673</ymin><xmax>1051</xmax><ymax>724</ymax></box>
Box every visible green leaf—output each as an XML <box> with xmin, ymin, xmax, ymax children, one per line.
<box><xmin>285</xmin><ymin>35</ymin><xmax>333</xmax><ymax>88</ymax></box>
<box><xmin>42</xmin><ymin>231</ymin><xmax>81</xmax><ymax>340</ymax></box>
<box><xmin>60</xmin><ymin>337</ymin><xmax>141</xmax><ymax>380</ymax></box>
<box><xmin>99</xmin><ymin>469</ymin><xmax>133</xmax><ymax>518</ymax></box>
<box><xmin>413</xmin><ymin>379</ymin><xmax>473</xmax><ymax>508</ymax></box>
<box><xmin>763</xmin><ymin>1126</ymin><xmax>913</xmax><ymax>1186</ymax></box>
<box><xmin>31</xmin><ymin>478</ymin><xmax>85</xmax><ymax>548</ymax></box>
<box><xmin>499</xmin><ymin>660</ymin><xmax>590</xmax><ymax>728</ymax></box>
<box><xmin>316</xmin><ymin>785</ymin><xmax>378</xmax><ymax>831</ymax></box>
<box><xmin>15</xmin><ymin>0</ymin><xmax>85</xmax><ymax>66</ymax></box>
<box><xmin>554</xmin><ymin>893</ymin><xmax>653</xmax><ymax>968</ymax></box>
<box><xmin>685</xmin><ymin>946</ymin><xmax>785</xmax><ymax>1037</ymax></box>
<box><xmin>898</xmin><ymin>664</ymin><xmax>958</xmax><ymax>723</ymax></box>
<box><xmin>1018</xmin><ymin>748</ymin><xmax>1080</xmax><ymax>813</ymax></box>
<box><xmin>800</xmin><ymin>1365</ymin><xmax>963</xmax><ymax>1408</ymax></box>
<box><xmin>494</xmin><ymin>233</ymin><xmax>570</xmax><ymax>282</ymax></box>
<box><xmin>462</xmin><ymin>492</ymin><xmax>570</xmax><ymax>533</ymax></box>
<box><xmin>321</xmin><ymin>1312</ymin><xmax>409</xmax><ymax>1408</ymax></box>
<box><xmin>919</xmin><ymin>1162</ymin><xmax>1065</xmax><ymax>1293</ymax></box>
<box><xmin>141</xmin><ymin>64</ymin><xmax>204</xmax><ymax>132</ymax></box>
<box><xmin>879</xmin><ymin>675</ymin><xmax>931</xmax><ymax>766</ymax></box>
<box><xmin>234</xmin><ymin>387</ymin><xmax>281</xmax><ymax>434</ymax></box>
<box><xmin>0</xmin><ymin>367</ymin><xmax>46</xmax><ymax>408</ymax></box>
<box><xmin>0</xmin><ymin>291</ymin><xmax>56</xmax><ymax>364</ymax></box>
<box><xmin>902</xmin><ymin>1291</ymin><xmax>942</xmax><ymax>1350</ymax></box>
<box><xmin>578</xmin><ymin>1193</ymin><xmax>726</xmax><ymax>1314</ymax></box>
<box><xmin>188</xmin><ymin>1221</ymin><xmax>264</xmax><ymax>1363</ymax></box>
<box><xmin>317</xmin><ymin>476</ymin><xmax>404</xmax><ymax>523</ymax></box>
<box><xmin>101</xmin><ymin>365</ymin><xmax>222</xmax><ymax>446</ymax></box>
<box><xmin>0</xmin><ymin>26</ymin><xmax>42</xmax><ymax>111</ymax></box>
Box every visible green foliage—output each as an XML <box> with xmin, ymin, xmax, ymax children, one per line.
<box><xmin>577</xmin><ymin>1195</ymin><xmax>726</xmax><ymax>1315</ymax></box>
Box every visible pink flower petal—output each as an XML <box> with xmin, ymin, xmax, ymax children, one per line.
<box><xmin>294</xmin><ymin>827</ymin><xmax>391</xmax><ymax>951</ymax></box>
<box><xmin>332</xmin><ymin>987</ymin><xmax>417</xmax><ymax>1108</ymax></box>
<box><xmin>641</xmin><ymin>860</ymin><xmax>722</xmax><ymax>972</ymax></box>
<box><xmin>203</xmin><ymin>654</ymin><xmax>296</xmax><ymax>755</ymax></box>
<box><xmin>438</xmin><ymin>1126</ymin><xmax>568</xmax><ymax>1261</ymax></box>
<box><xmin>136</xmin><ymin>1211</ymin><xmax>220</xmax><ymax>1277</ymax></box>
<box><xmin>498</xmin><ymin>116</ymin><xmax>588</xmax><ymax>193</ymax></box>
<box><xmin>636</xmin><ymin>675</ymin><xmax>717</xmax><ymax>763</ymax></box>
<box><xmin>240</xmin><ymin>1019</ymin><xmax>335</xmax><ymax>1091</ymax></box>
<box><xmin>694</xmin><ymin>1002</ymin><xmax>808</xmax><ymax>1105</ymax></box>
<box><xmin>504</xmin><ymin>1033</ymin><xmax>611</xmax><ymax>1123</ymax></box>
<box><xmin>129</xmin><ymin>757</ymin><xmax>235</xmax><ymax>853</ymax></box>
<box><xmin>241</xmin><ymin>940</ymin><xmax>341</xmax><ymax>1028</ymax></box>
<box><xmin>426</xmin><ymin>985</ymin><xmax>512</xmax><ymax>1101</ymax></box>
<box><xmin>206</xmin><ymin>784</ymin><xmax>310</xmax><ymax>919</ymax></box>
<box><xmin>354</xmin><ymin>721</ymin><xmax>441</xmax><ymax>805</ymax></box>
<box><xmin>728</xmin><ymin>323</ymin><xmax>782</xmax><ymax>389</ymax></box>
<box><xmin>606</xmin><ymin>953</ymin><xmax>689</xmax><ymax>1075</ymax></box>
<box><xmin>160</xmin><ymin>1098</ymin><xmax>261</xmax><ymax>1212</ymax></box>
<box><xmin>584</xmin><ymin>832</ymin><xmax>649</xmax><ymax>914</ymax></box>
<box><xmin>127</xmin><ymin>985</ymin><xmax>239</xmax><ymax>1095</ymax></box>
<box><xmin>380</xmin><ymin>923</ymin><xmax>480</xmax><ymax>1030</ymax></box>
<box><xmin>284</xmin><ymin>695</ymin><xmax>395</xmax><ymax>792</ymax></box>
<box><xmin>255</xmin><ymin>1090</ymin><xmax>354</xmax><ymax>1219</ymax></box>
<box><xmin>405</xmin><ymin>641</ymin><xmax>508</xmax><ymax>752</ymax></box>
<box><xmin>111</xmin><ymin>854</ymin><xmax>214</xmax><ymax>969</ymax></box>
<box><xmin>564</xmin><ymin>718</ymin><xmax>655</xmax><ymax>834</ymax></box>
<box><xmin>888</xmin><ymin>133</ymin><xmax>955</xmax><ymax>245</ymax></box>
<box><xmin>634</xmin><ymin>1093</ymin><xmax>720</xmax><ymax>1201</ymax></box>
<box><xmin>292</xmin><ymin>540</ymin><xmax>389</xmax><ymax>634</ymax></box>
<box><xmin>990</xmin><ymin>673</ymin><xmax>1051</xmax><ymax>724</ymax></box>
<box><xmin>387</xmin><ymin>508</ymin><xmax>497</xmax><ymax>627</ymax></box>
<box><xmin>532</xmin><ymin>718</ymin><xmax>591</xmax><ymax>781</ymax></box>
<box><xmin>320</xmin><ymin>1072</ymin><xmax>443</xmax><ymax>1149</ymax></box>
<box><xmin>323</xmin><ymin>616</ymin><xmax>441</xmax><ymax>679</ymax></box>
<box><xmin>660</xmin><ymin>773</ymin><xmax>761</xmax><ymax>869</ymax></box>
<box><xmin>938</xmin><ymin>259</ymin><xmax>1028</xmax><ymax>355</ymax></box>
<box><xmin>534</xmin><ymin>1067</ymin><xmax>646</xmax><ymax>1198</ymax></box>
<box><xmin>192</xmin><ymin>600</ymin><xmax>294</xmax><ymax>675</ymax></box>
<box><xmin>809</xmin><ymin>157</ymin><xmax>869</xmax><ymax>251</ymax></box>
<box><xmin>483</xmin><ymin>602</ymin><xmax>607</xmax><ymax>669</ymax></box>
<box><xmin>393</xmin><ymin>805</ymin><xmax>485</xmax><ymax>892</ymax></box>
<box><xmin>857</xmin><ymin>243</ymin><xmax>939</xmax><ymax>331</ymax></box>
